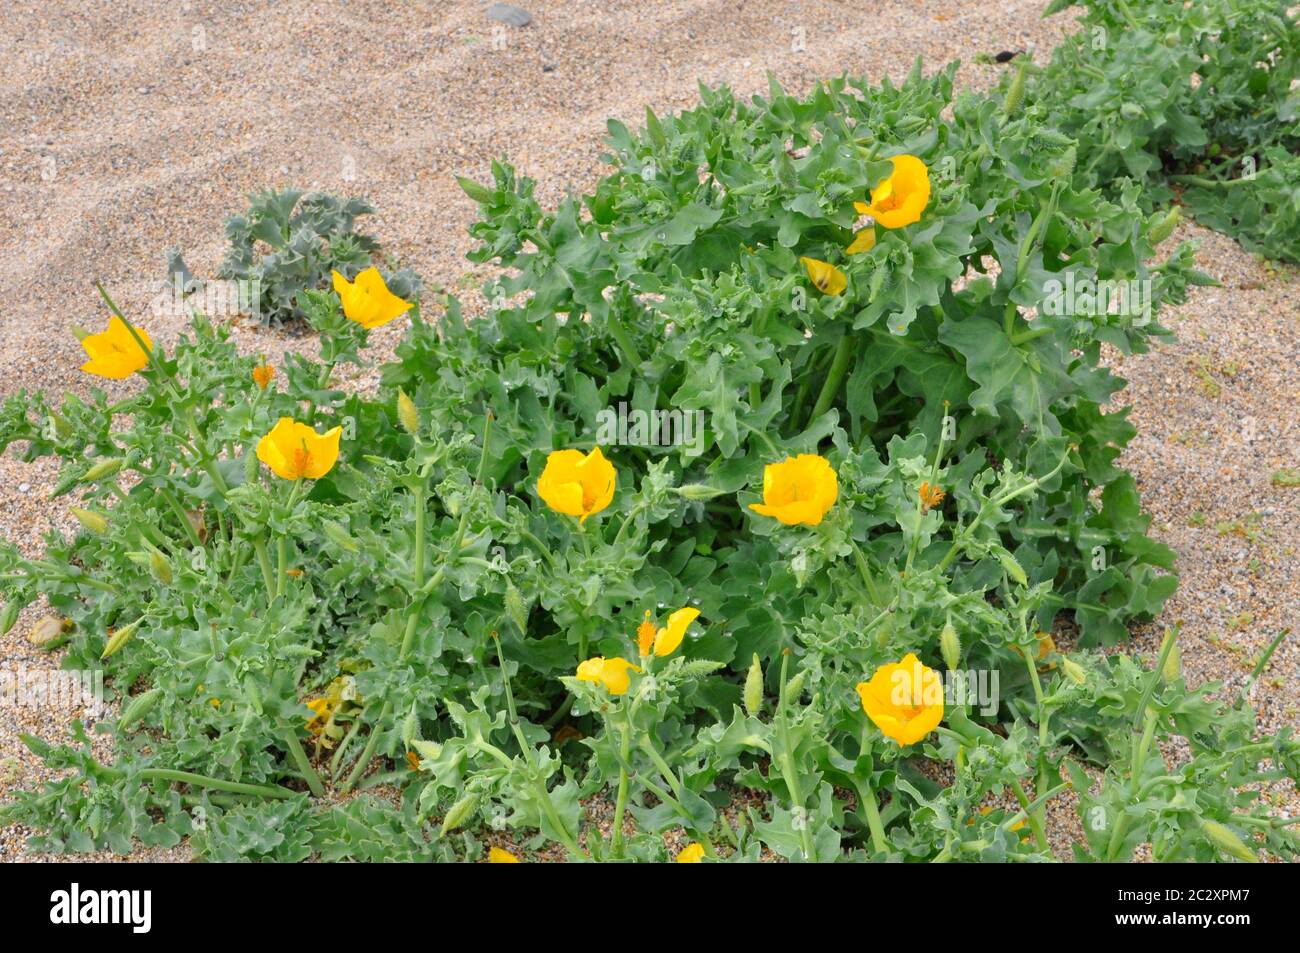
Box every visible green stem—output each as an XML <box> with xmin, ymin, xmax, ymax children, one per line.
<box><xmin>283</xmin><ymin>731</ymin><xmax>325</xmax><ymax>797</ymax></box>
<box><xmin>135</xmin><ymin>768</ymin><xmax>298</xmax><ymax>800</ymax></box>
<box><xmin>857</xmin><ymin>781</ymin><xmax>889</xmax><ymax>855</ymax></box>
<box><xmin>808</xmin><ymin>333</ymin><xmax>856</xmax><ymax>423</ymax></box>
<box><xmin>776</xmin><ymin>652</ymin><xmax>816</xmax><ymax>862</ymax></box>
<box><xmin>611</xmin><ymin>707</ymin><xmax>632</xmax><ymax>857</ymax></box>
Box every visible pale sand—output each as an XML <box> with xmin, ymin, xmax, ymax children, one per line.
<box><xmin>1</xmin><ymin>1</ymin><xmax>1295</xmax><ymax>861</ymax></box>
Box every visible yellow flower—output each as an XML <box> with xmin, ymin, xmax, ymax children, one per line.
<box><xmin>406</xmin><ymin>751</ymin><xmax>421</xmax><ymax>771</ymax></box>
<box><xmin>846</xmin><ymin>227</ymin><xmax>877</xmax><ymax>255</ymax></box>
<box><xmin>256</xmin><ymin>417</ymin><xmax>342</xmax><ymax>481</ymax></box>
<box><xmin>252</xmin><ymin>363</ymin><xmax>274</xmax><ymax>389</ymax></box>
<box><xmin>489</xmin><ymin>847</ymin><xmax>521</xmax><ymax>863</ymax></box>
<box><xmin>536</xmin><ymin>447</ymin><xmax>616</xmax><ymax>523</ymax></box>
<box><xmin>1012</xmin><ymin>631</ymin><xmax>1058</xmax><ymax>670</ymax></box>
<box><xmin>79</xmin><ymin>316</ymin><xmax>152</xmax><ymax>379</ymax></box>
<box><xmin>854</xmin><ymin>154</ymin><xmax>931</xmax><ymax>229</ymax></box>
<box><xmin>676</xmin><ymin>842</ymin><xmax>706</xmax><ymax>863</ymax></box>
<box><xmin>919</xmin><ymin>481</ymin><xmax>945</xmax><ymax>511</ymax></box>
<box><xmin>575</xmin><ymin>656</ymin><xmax>640</xmax><ymax>695</ymax></box>
<box><xmin>331</xmin><ymin>267</ymin><xmax>413</xmax><ymax>329</ymax></box>
<box><xmin>305</xmin><ymin>697</ymin><xmax>335</xmax><ymax>734</ymax></box>
<box><xmin>748</xmin><ymin>454</ymin><xmax>838</xmax><ymax>526</ymax></box>
<box><xmin>653</xmin><ymin>607</ymin><xmax>701</xmax><ymax>657</ymax></box>
<box><xmin>855</xmin><ymin>652</ymin><xmax>945</xmax><ymax>746</ymax></box>
<box><xmin>636</xmin><ymin>611</ymin><xmax>657</xmax><ymax>658</ymax></box>
<box><xmin>800</xmin><ymin>257</ymin><xmax>847</xmax><ymax>295</ymax></box>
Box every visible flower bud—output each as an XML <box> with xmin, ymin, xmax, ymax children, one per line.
<box><xmin>675</xmin><ymin>484</ymin><xmax>726</xmax><ymax>501</ymax></box>
<box><xmin>1201</xmin><ymin>820</ymin><xmax>1258</xmax><ymax>863</ymax></box>
<box><xmin>81</xmin><ymin>457</ymin><xmax>125</xmax><ymax>482</ymax></box>
<box><xmin>120</xmin><ymin>687</ymin><xmax>163</xmax><ymax>728</ymax></box>
<box><xmin>504</xmin><ymin>580</ymin><xmax>528</xmax><ymax>635</ymax></box>
<box><xmin>440</xmin><ymin>792</ymin><xmax>479</xmax><ymax>835</ymax></box>
<box><xmin>29</xmin><ymin>615</ymin><xmax>70</xmax><ymax>649</ymax></box>
<box><xmin>744</xmin><ymin>653</ymin><xmax>764</xmax><ymax>717</ymax></box>
<box><xmin>784</xmin><ymin>670</ymin><xmax>806</xmax><ymax>704</ymax></box>
<box><xmin>1162</xmin><ymin>639</ymin><xmax>1182</xmax><ymax>683</ymax></box>
<box><xmin>397</xmin><ymin>388</ymin><xmax>420</xmax><ymax>435</ymax></box>
<box><xmin>998</xmin><ymin>551</ymin><xmax>1028</xmax><ymax>587</ymax></box>
<box><xmin>1062</xmin><ymin>657</ymin><xmax>1086</xmax><ymax>685</ymax></box>
<box><xmin>70</xmin><ymin>507</ymin><xmax>109</xmax><ymax>534</ymax></box>
<box><xmin>49</xmin><ymin>413</ymin><xmax>74</xmax><ymax>439</ymax></box>
<box><xmin>1147</xmin><ymin>206</ymin><xmax>1182</xmax><ymax>244</ymax></box>
<box><xmin>321</xmin><ymin>519</ymin><xmax>360</xmax><ymax>554</ymax></box>
<box><xmin>150</xmin><ymin>550</ymin><xmax>173</xmax><ymax>586</ymax></box>
<box><xmin>940</xmin><ymin>620</ymin><xmax>961</xmax><ymax>671</ymax></box>
<box><xmin>1003</xmin><ymin>60</ymin><xmax>1028</xmax><ymax>116</ymax></box>
<box><xmin>101</xmin><ymin>618</ymin><xmax>144</xmax><ymax>660</ymax></box>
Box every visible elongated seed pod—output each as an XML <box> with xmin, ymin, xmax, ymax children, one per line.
<box><xmin>1003</xmin><ymin>60</ymin><xmax>1028</xmax><ymax>117</ymax></box>
<box><xmin>744</xmin><ymin>654</ymin><xmax>764</xmax><ymax>717</ymax></box>
<box><xmin>70</xmin><ymin>507</ymin><xmax>109</xmax><ymax>534</ymax></box>
<box><xmin>82</xmin><ymin>457</ymin><xmax>125</xmax><ymax>482</ymax></box>
<box><xmin>440</xmin><ymin>792</ymin><xmax>479</xmax><ymax>835</ymax></box>
<box><xmin>120</xmin><ymin>688</ymin><xmax>163</xmax><ymax>728</ymax></box>
<box><xmin>1201</xmin><ymin>820</ymin><xmax>1258</xmax><ymax>863</ymax></box>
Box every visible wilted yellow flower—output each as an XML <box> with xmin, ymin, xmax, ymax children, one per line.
<box><xmin>256</xmin><ymin>417</ymin><xmax>342</xmax><ymax>481</ymax></box>
<box><xmin>653</xmin><ymin>607</ymin><xmax>701</xmax><ymax>657</ymax></box>
<box><xmin>489</xmin><ymin>847</ymin><xmax>521</xmax><ymax>863</ymax></box>
<box><xmin>800</xmin><ymin>257</ymin><xmax>847</xmax><ymax>295</ymax></box>
<box><xmin>636</xmin><ymin>611</ymin><xmax>657</xmax><ymax>657</ymax></box>
<box><xmin>846</xmin><ymin>227</ymin><xmax>877</xmax><ymax>255</ymax></box>
<box><xmin>575</xmin><ymin>656</ymin><xmax>640</xmax><ymax>696</ymax></box>
<box><xmin>252</xmin><ymin>363</ymin><xmax>274</xmax><ymax>390</ymax></box>
<box><xmin>748</xmin><ymin>454</ymin><xmax>838</xmax><ymax>526</ymax></box>
<box><xmin>919</xmin><ymin>481</ymin><xmax>946</xmax><ymax>511</ymax></box>
<box><xmin>331</xmin><ymin>267</ymin><xmax>413</xmax><ymax>329</ymax></box>
<box><xmin>305</xmin><ymin>698</ymin><xmax>335</xmax><ymax>734</ymax></box>
<box><xmin>855</xmin><ymin>154</ymin><xmax>931</xmax><ymax>229</ymax></box>
<box><xmin>79</xmin><ymin>316</ymin><xmax>152</xmax><ymax>379</ymax></box>
<box><xmin>406</xmin><ymin>751</ymin><xmax>421</xmax><ymax>771</ymax></box>
<box><xmin>676</xmin><ymin>842</ymin><xmax>706</xmax><ymax>863</ymax></box>
<box><xmin>855</xmin><ymin>652</ymin><xmax>945</xmax><ymax>746</ymax></box>
<box><xmin>1012</xmin><ymin>631</ymin><xmax>1057</xmax><ymax>670</ymax></box>
<box><xmin>536</xmin><ymin>447</ymin><xmax>616</xmax><ymax>523</ymax></box>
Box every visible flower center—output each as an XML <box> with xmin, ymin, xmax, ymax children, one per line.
<box><xmin>292</xmin><ymin>447</ymin><xmax>312</xmax><ymax>476</ymax></box>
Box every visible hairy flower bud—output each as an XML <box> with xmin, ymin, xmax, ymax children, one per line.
<box><xmin>150</xmin><ymin>550</ymin><xmax>173</xmax><ymax>586</ymax></box>
<box><xmin>120</xmin><ymin>688</ymin><xmax>163</xmax><ymax>728</ymax></box>
<box><xmin>440</xmin><ymin>792</ymin><xmax>479</xmax><ymax>835</ymax></box>
<box><xmin>1003</xmin><ymin>60</ymin><xmax>1028</xmax><ymax>116</ymax></box>
<box><xmin>744</xmin><ymin>653</ymin><xmax>764</xmax><ymax>717</ymax></box>
<box><xmin>321</xmin><ymin>519</ymin><xmax>360</xmax><ymax>554</ymax></box>
<box><xmin>70</xmin><ymin>507</ymin><xmax>109</xmax><ymax>534</ymax></box>
<box><xmin>397</xmin><ymin>388</ymin><xmax>420</xmax><ymax>435</ymax></box>
<box><xmin>1162</xmin><ymin>639</ymin><xmax>1182</xmax><ymax>683</ymax></box>
<box><xmin>675</xmin><ymin>483</ymin><xmax>726</xmax><ymax>501</ymax></box>
<box><xmin>1062</xmin><ymin>657</ymin><xmax>1087</xmax><ymax>685</ymax></box>
<box><xmin>505</xmin><ymin>581</ymin><xmax>528</xmax><ymax>635</ymax></box>
<box><xmin>101</xmin><ymin>617</ymin><xmax>144</xmax><ymax>659</ymax></box>
<box><xmin>82</xmin><ymin>457</ymin><xmax>125</xmax><ymax>482</ymax></box>
<box><xmin>940</xmin><ymin>620</ymin><xmax>962</xmax><ymax>671</ymax></box>
<box><xmin>1147</xmin><ymin>206</ymin><xmax>1182</xmax><ymax>244</ymax></box>
<box><xmin>1201</xmin><ymin>820</ymin><xmax>1258</xmax><ymax>863</ymax></box>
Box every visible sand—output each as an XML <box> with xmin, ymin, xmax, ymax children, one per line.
<box><xmin>1</xmin><ymin>0</ymin><xmax>1295</xmax><ymax>862</ymax></box>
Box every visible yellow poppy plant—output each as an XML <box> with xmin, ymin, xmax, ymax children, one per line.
<box><xmin>676</xmin><ymin>842</ymin><xmax>706</xmax><ymax>863</ymax></box>
<box><xmin>855</xmin><ymin>652</ymin><xmax>945</xmax><ymax>746</ymax></box>
<box><xmin>653</xmin><ymin>607</ymin><xmax>701</xmax><ymax>657</ymax></box>
<box><xmin>331</xmin><ymin>267</ymin><xmax>413</xmax><ymax>329</ymax></box>
<box><xmin>536</xmin><ymin>447</ymin><xmax>616</xmax><ymax>522</ymax></box>
<box><xmin>256</xmin><ymin>417</ymin><xmax>342</xmax><ymax>481</ymax></box>
<box><xmin>575</xmin><ymin>656</ymin><xmax>640</xmax><ymax>695</ymax></box>
<box><xmin>800</xmin><ymin>257</ymin><xmax>847</xmax><ymax>296</ymax></box>
<box><xmin>854</xmin><ymin>154</ymin><xmax>931</xmax><ymax>229</ymax></box>
<box><xmin>748</xmin><ymin>454</ymin><xmax>839</xmax><ymax>526</ymax></box>
<box><xmin>79</xmin><ymin>316</ymin><xmax>152</xmax><ymax>379</ymax></box>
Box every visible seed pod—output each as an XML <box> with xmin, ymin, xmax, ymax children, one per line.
<box><xmin>150</xmin><ymin>551</ymin><xmax>173</xmax><ymax>586</ymax></box>
<box><xmin>1162</xmin><ymin>639</ymin><xmax>1182</xmax><ymax>683</ymax></box>
<box><xmin>321</xmin><ymin>519</ymin><xmax>359</xmax><ymax>554</ymax></box>
<box><xmin>1062</xmin><ymin>657</ymin><xmax>1087</xmax><ymax>685</ymax></box>
<box><xmin>101</xmin><ymin>617</ymin><xmax>143</xmax><ymax>660</ymax></box>
<box><xmin>744</xmin><ymin>653</ymin><xmax>764</xmax><ymax>717</ymax></box>
<box><xmin>120</xmin><ymin>688</ymin><xmax>163</xmax><ymax>728</ymax></box>
<box><xmin>70</xmin><ymin>507</ymin><xmax>109</xmax><ymax>534</ymax></box>
<box><xmin>440</xmin><ymin>792</ymin><xmax>479</xmax><ymax>835</ymax></box>
<box><xmin>504</xmin><ymin>580</ymin><xmax>528</xmax><ymax>634</ymax></box>
<box><xmin>1003</xmin><ymin>60</ymin><xmax>1028</xmax><ymax>116</ymax></box>
<box><xmin>1201</xmin><ymin>820</ymin><xmax>1258</xmax><ymax>863</ymax></box>
<box><xmin>28</xmin><ymin>615</ymin><xmax>70</xmax><ymax>649</ymax></box>
<box><xmin>81</xmin><ymin>457</ymin><xmax>124</xmax><ymax>482</ymax></box>
<box><xmin>1147</xmin><ymin>206</ymin><xmax>1182</xmax><ymax>244</ymax></box>
<box><xmin>940</xmin><ymin>619</ymin><xmax>962</xmax><ymax>671</ymax></box>
<box><xmin>397</xmin><ymin>388</ymin><xmax>420</xmax><ymax>435</ymax></box>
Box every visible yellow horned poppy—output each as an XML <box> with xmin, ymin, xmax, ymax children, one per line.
<box><xmin>536</xmin><ymin>447</ymin><xmax>616</xmax><ymax>522</ymax></box>
<box><xmin>79</xmin><ymin>316</ymin><xmax>152</xmax><ymax>379</ymax></box>
<box><xmin>256</xmin><ymin>417</ymin><xmax>342</xmax><ymax>481</ymax></box>
<box><xmin>252</xmin><ymin>363</ymin><xmax>274</xmax><ymax>389</ymax></box>
<box><xmin>748</xmin><ymin>454</ymin><xmax>838</xmax><ymax>526</ymax></box>
<box><xmin>800</xmin><ymin>257</ymin><xmax>847</xmax><ymax>296</ymax></box>
<box><xmin>331</xmin><ymin>267</ymin><xmax>413</xmax><ymax>329</ymax></box>
<box><xmin>854</xmin><ymin>154</ymin><xmax>931</xmax><ymax>229</ymax></box>
<box><xmin>855</xmin><ymin>652</ymin><xmax>945</xmax><ymax>746</ymax></box>
<box><xmin>489</xmin><ymin>847</ymin><xmax>521</xmax><ymax>863</ymax></box>
<box><xmin>919</xmin><ymin>481</ymin><xmax>946</xmax><ymax>511</ymax></box>
<box><xmin>654</xmin><ymin>607</ymin><xmax>701</xmax><ymax>657</ymax></box>
<box><xmin>575</xmin><ymin>656</ymin><xmax>640</xmax><ymax>696</ymax></box>
<box><xmin>676</xmin><ymin>842</ymin><xmax>706</xmax><ymax>863</ymax></box>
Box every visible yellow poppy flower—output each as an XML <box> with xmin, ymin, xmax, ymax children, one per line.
<box><xmin>855</xmin><ymin>652</ymin><xmax>945</xmax><ymax>746</ymax></box>
<box><xmin>676</xmin><ymin>842</ymin><xmax>706</xmax><ymax>863</ymax></box>
<box><xmin>748</xmin><ymin>454</ymin><xmax>838</xmax><ymax>526</ymax></box>
<box><xmin>800</xmin><ymin>257</ymin><xmax>847</xmax><ymax>296</ymax></box>
<box><xmin>653</xmin><ymin>607</ymin><xmax>701</xmax><ymax>657</ymax></box>
<box><xmin>536</xmin><ymin>447</ymin><xmax>616</xmax><ymax>523</ymax></box>
<box><xmin>252</xmin><ymin>363</ymin><xmax>274</xmax><ymax>389</ymax></box>
<box><xmin>305</xmin><ymin>697</ymin><xmax>335</xmax><ymax>734</ymax></box>
<box><xmin>489</xmin><ymin>847</ymin><xmax>521</xmax><ymax>863</ymax></box>
<box><xmin>846</xmin><ymin>227</ymin><xmax>877</xmax><ymax>255</ymax></box>
<box><xmin>79</xmin><ymin>316</ymin><xmax>152</xmax><ymax>379</ymax></box>
<box><xmin>331</xmin><ymin>267</ymin><xmax>413</xmax><ymax>329</ymax></box>
<box><xmin>919</xmin><ymin>481</ymin><xmax>945</xmax><ymax>511</ymax></box>
<box><xmin>256</xmin><ymin>417</ymin><xmax>342</xmax><ymax>481</ymax></box>
<box><xmin>854</xmin><ymin>154</ymin><xmax>931</xmax><ymax>229</ymax></box>
<box><xmin>575</xmin><ymin>656</ymin><xmax>640</xmax><ymax>695</ymax></box>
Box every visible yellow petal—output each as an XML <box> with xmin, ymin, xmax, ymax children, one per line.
<box><xmin>846</xmin><ymin>227</ymin><xmax>877</xmax><ymax>255</ymax></box>
<box><xmin>80</xmin><ymin>317</ymin><xmax>152</xmax><ymax>379</ymax></box>
<box><xmin>654</xmin><ymin>607</ymin><xmax>700</xmax><ymax>657</ymax></box>
<box><xmin>800</xmin><ymin>257</ymin><xmax>847</xmax><ymax>296</ymax></box>
<box><xmin>676</xmin><ymin>842</ymin><xmax>706</xmax><ymax>863</ymax></box>
<box><xmin>748</xmin><ymin>454</ymin><xmax>838</xmax><ymax>526</ymax></box>
<box><xmin>488</xmin><ymin>847</ymin><xmax>520</xmax><ymax>863</ymax></box>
